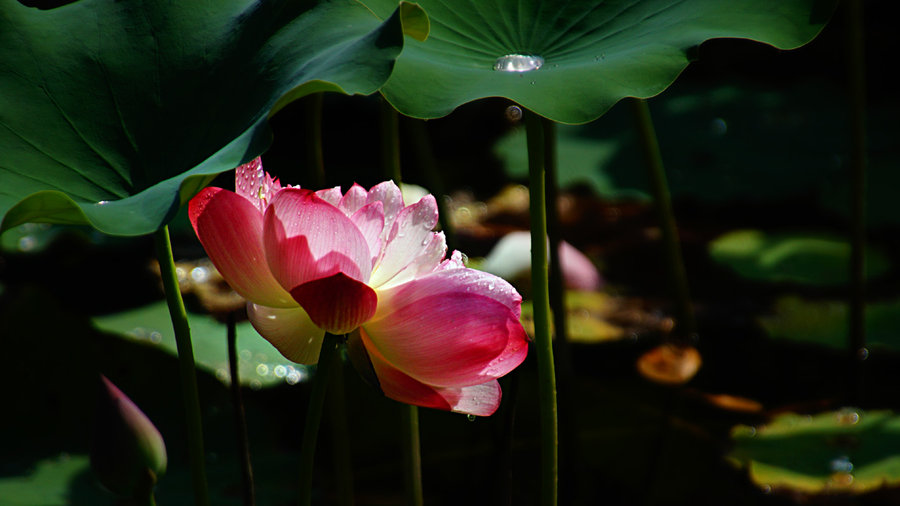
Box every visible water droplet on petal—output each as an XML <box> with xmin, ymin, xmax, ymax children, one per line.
<box><xmin>493</xmin><ymin>54</ymin><xmax>544</xmax><ymax>72</ymax></box>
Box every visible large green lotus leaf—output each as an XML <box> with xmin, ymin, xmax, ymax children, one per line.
<box><xmin>92</xmin><ymin>301</ymin><xmax>309</xmax><ymax>388</ymax></box>
<box><xmin>709</xmin><ymin>229</ymin><xmax>891</xmax><ymax>287</ymax></box>
<box><xmin>364</xmin><ymin>0</ymin><xmax>835</xmax><ymax>123</ymax></box>
<box><xmin>0</xmin><ymin>0</ymin><xmax>420</xmax><ymax>236</ymax></box>
<box><xmin>759</xmin><ymin>295</ymin><xmax>900</xmax><ymax>352</ymax></box>
<box><xmin>730</xmin><ymin>410</ymin><xmax>900</xmax><ymax>493</ymax></box>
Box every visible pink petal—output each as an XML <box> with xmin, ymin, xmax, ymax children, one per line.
<box><xmin>366</xmin><ymin>181</ymin><xmax>404</xmax><ymax>239</ymax></box>
<box><xmin>350</xmin><ymin>202</ymin><xmax>385</xmax><ymax>266</ymax></box>
<box><xmin>263</xmin><ymin>188</ymin><xmax>373</xmax><ymax>291</ymax></box>
<box><xmin>290</xmin><ymin>273</ymin><xmax>378</xmax><ymax>335</ymax></box>
<box><xmin>363</xmin><ymin>268</ymin><xmax>528</xmax><ymax>387</ymax></box>
<box><xmin>315</xmin><ymin>187</ymin><xmax>342</xmax><ymax>207</ymax></box>
<box><xmin>247</xmin><ymin>303</ymin><xmax>325</xmax><ymax>364</ymax></box>
<box><xmin>339</xmin><ymin>184</ymin><xmax>368</xmax><ymax>215</ymax></box>
<box><xmin>234</xmin><ymin>157</ymin><xmax>282</xmax><ymax>212</ymax></box>
<box><xmin>560</xmin><ymin>241</ymin><xmax>602</xmax><ymax>290</ymax></box>
<box><xmin>368</xmin><ymin>194</ymin><xmax>441</xmax><ymax>288</ymax></box>
<box><xmin>361</xmin><ymin>331</ymin><xmax>503</xmax><ymax>416</ymax></box>
<box><xmin>189</xmin><ymin>187</ymin><xmax>295</xmax><ymax>308</ymax></box>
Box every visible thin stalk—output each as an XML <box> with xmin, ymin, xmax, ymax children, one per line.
<box><xmin>301</xmin><ymin>92</ymin><xmax>326</xmax><ymax>188</ymax></box>
<box><xmin>380</xmin><ymin>96</ymin><xmax>425</xmax><ymax>506</ymax></box>
<box><xmin>327</xmin><ymin>353</ymin><xmax>355</xmax><ymax>506</ymax></box>
<box><xmin>404</xmin><ymin>117</ymin><xmax>459</xmax><ymax>252</ymax></box>
<box><xmin>153</xmin><ymin>226</ymin><xmax>209</xmax><ymax>506</ymax></box>
<box><xmin>846</xmin><ymin>0</ymin><xmax>867</xmax><ymax>403</ymax></box>
<box><xmin>542</xmin><ymin>117</ymin><xmax>579</xmax><ymax>505</ymax></box>
<box><xmin>227</xmin><ymin>312</ymin><xmax>256</xmax><ymax>506</ymax></box>
<box><xmin>524</xmin><ymin>109</ymin><xmax>558</xmax><ymax>506</ymax></box>
<box><xmin>380</xmin><ymin>96</ymin><xmax>403</xmax><ymax>184</ymax></box>
<box><xmin>299</xmin><ymin>334</ymin><xmax>342</xmax><ymax>506</ymax></box>
<box><xmin>400</xmin><ymin>404</ymin><xmax>424</xmax><ymax>506</ymax></box>
<box><xmin>628</xmin><ymin>98</ymin><xmax>696</xmax><ymax>339</ymax></box>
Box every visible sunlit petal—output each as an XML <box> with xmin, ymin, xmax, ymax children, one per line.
<box><xmin>363</xmin><ymin>268</ymin><xmax>527</xmax><ymax>387</ymax></box>
<box><xmin>369</xmin><ymin>194</ymin><xmax>440</xmax><ymax>288</ymax></box>
<box><xmin>361</xmin><ymin>332</ymin><xmax>503</xmax><ymax>416</ymax></box>
<box><xmin>263</xmin><ymin>188</ymin><xmax>373</xmax><ymax>291</ymax></box>
<box><xmin>247</xmin><ymin>303</ymin><xmax>325</xmax><ymax>364</ymax></box>
<box><xmin>189</xmin><ymin>187</ymin><xmax>295</xmax><ymax>308</ymax></box>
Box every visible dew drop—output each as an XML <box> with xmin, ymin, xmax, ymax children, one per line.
<box><xmin>274</xmin><ymin>365</ymin><xmax>287</xmax><ymax>378</ymax></box>
<box><xmin>505</xmin><ymin>105</ymin><xmax>523</xmax><ymax>122</ymax></box>
<box><xmin>857</xmin><ymin>347</ymin><xmax>869</xmax><ymax>360</ymax></box>
<box><xmin>836</xmin><ymin>409</ymin><xmax>860</xmax><ymax>425</ymax></box>
<box><xmin>493</xmin><ymin>54</ymin><xmax>544</xmax><ymax>72</ymax></box>
<box><xmin>256</xmin><ymin>363</ymin><xmax>269</xmax><ymax>376</ymax></box>
<box><xmin>467</xmin><ymin>414</ymin><xmax>476</xmax><ymax>422</ymax></box>
<box><xmin>830</xmin><ymin>455</ymin><xmax>854</xmax><ymax>473</ymax></box>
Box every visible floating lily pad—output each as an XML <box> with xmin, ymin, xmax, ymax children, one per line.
<box><xmin>759</xmin><ymin>296</ymin><xmax>900</xmax><ymax>352</ymax></box>
<box><xmin>0</xmin><ymin>0</ymin><xmax>420</xmax><ymax>236</ymax></box>
<box><xmin>364</xmin><ymin>0</ymin><xmax>835</xmax><ymax>123</ymax></box>
<box><xmin>730</xmin><ymin>409</ymin><xmax>900</xmax><ymax>493</ymax></box>
<box><xmin>709</xmin><ymin>230</ymin><xmax>890</xmax><ymax>286</ymax></box>
<box><xmin>520</xmin><ymin>291</ymin><xmax>672</xmax><ymax>343</ymax></box>
<box><xmin>0</xmin><ymin>454</ymin><xmax>97</xmax><ymax>506</ymax></box>
<box><xmin>92</xmin><ymin>301</ymin><xmax>308</xmax><ymax>388</ymax></box>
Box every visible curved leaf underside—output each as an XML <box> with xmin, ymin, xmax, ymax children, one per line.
<box><xmin>0</xmin><ymin>0</ymin><xmax>415</xmax><ymax>235</ymax></box>
<box><xmin>367</xmin><ymin>0</ymin><xmax>837</xmax><ymax>123</ymax></box>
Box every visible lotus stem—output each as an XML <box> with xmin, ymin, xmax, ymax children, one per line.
<box><xmin>628</xmin><ymin>98</ymin><xmax>696</xmax><ymax>339</ymax></box>
<box><xmin>380</xmin><ymin>95</ymin><xmax>425</xmax><ymax>506</ymax></box>
<box><xmin>525</xmin><ymin>109</ymin><xmax>558</xmax><ymax>506</ymax></box>
<box><xmin>541</xmin><ymin>117</ymin><xmax>579</xmax><ymax>503</ymax></box>
<box><xmin>227</xmin><ymin>312</ymin><xmax>256</xmax><ymax>506</ymax></box>
<box><xmin>301</xmin><ymin>92</ymin><xmax>326</xmax><ymax>188</ymax></box>
<box><xmin>380</xmin><ymin>95</ymin><xmax>403</xmax><ymax>184</ymax></box>
<box><xmin>846</xmin><ymin>0</ymin><xmax>867</xmax><ymax>403</ymax></box>
<box><xmin>152</xmin><ymin>226</ymin><xmax>210</xmax><ymax>506</ymax></box>
<box><xmin>401</xmin><ymin>403</ymin><xmax>424</xmax><ymax>506</ymax></box>
<box><xmin>404</xmin><ymin>117</ymin><xmax>459</xmax><ymax>252</ymax></box>
<box><xmin>299</xmin><ymin>333</ymin><xmax>342</xmax><ymax>506</ymax></box>
<box><xmin>328</xmin><ymin>353</ymin><xmax>355</xmax><ymax>506</ymax></box>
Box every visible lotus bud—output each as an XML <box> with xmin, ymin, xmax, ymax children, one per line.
<box><xmin>90</xmin><ymin>375</ymin><xmax>167</xmax><ymax>500</ymax></box>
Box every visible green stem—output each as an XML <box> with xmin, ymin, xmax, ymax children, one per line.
<box><xmin>404</xmin><ymin>117</ymin><xmax>459</xmax><ymax>252</ymax></box>
<box><xmin>380</xmin><ymin>95</ymin><xmax>402</xmax><ymax>185</ymax></box>
<box><xmin>400</xmin><ymin>404</ymin><xmax>423</xmax><ymax>506</ymax></box>
<box><xmin>327</xmin><ymin>352</ymin><xmax>355</xmax><ymax>506</ymax></box>
<box><xmin>299</xmin><ymin>334</ymin><xmax>341</xmax><ymax>506</ymax></box>
<box><xmin>152</xmin><ymin>226</ymin><xmax>209</xmax><ymax>506</ymax></box>
<box><xmin>227</xmin><ymin>312</ymin><xmax>256</xmax><ymax>506</ymax></box>
<box><xmin>301</xmin><ymin>92</ymin><xmax>326</xmax><ymax>188</ymax></box>
<box><xmin>846</xmin><ymin>0</ymin><xmax>867</xmax><ymax>403</ymax></box>
<box><xmin>525</xmin><ymin>109</ymin><xmax>558</xmax><ymax>506</ymax></box>
<box><xmin>628</xmin><ymin>98</ymin><xmax>696</xmax><ymax>340</ymax></box>
<box><xmin>380</xmin><ymin>95</ymin><xmax>425</xmax><ymax>506</ymax></box>
<box><xmin>541</xmin><ymin>117</ymin><xmax>579</xmax><ymax>504</ymax></box>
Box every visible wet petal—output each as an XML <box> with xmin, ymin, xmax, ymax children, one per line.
<box><xmin>290</xmin><ymin>273</ymin><xmax>378</xmax><ymax>335</ymax></box>
<box><xmin>315</xmin><ymin>186</ymin><xmax>342</xmax><ymax>207</ymax></box>
<box><xmin>350</xmin><ymin>201</ymin><xmax>385</xmax><ymax>266</ymax></box>
<box><xmin>369</xmin><ymin>194</ymin><xmax>441</xmax><ymax>288</ymax></box>
<box><xmin>247</xmin><ymin>303</ymin><xmax>325</xmax><ymax>364</ymax></box>
<box><xmin>234</xmin><ymin>157</ymin><xmax>282</xmax><ymax>212</ymax></box>
<box><xmin>339</xmin><ymin>184</ymin><xmax>368</xmax><ymax>215</ymax></box>
<box><xmin>361</xmin><ymin>330</ymin><xmax>503</xmax><ymax>416</ymax></box>
<box><xmin>263</xmin><ymin>188</ymin><xmax>373</xmax><ymax>291</ymax></box>
<box><xmin>189</xmin><ymin>187</ymin><xmax>295</xmax><ymax>308</ymax></box>
<box><xmin>366</xmin><ymin>181</ymin><xmax>404</xmax><ymax>240</ymax></box>
<box><xmin>363</xmin><ymin>268</ymin><xmax>527</xmax><ymax>387</ymax></box>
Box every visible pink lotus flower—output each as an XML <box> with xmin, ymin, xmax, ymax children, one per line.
<box><xmin>189</xmin><ymin>158</ymin><xmax>528</xmax><ymax>416</ymax></box>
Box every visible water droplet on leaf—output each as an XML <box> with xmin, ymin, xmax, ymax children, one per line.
<box><xmin>493</xmin><ymin>54</ymin><xmax>544</xmax><ymax>72</ymax></box>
